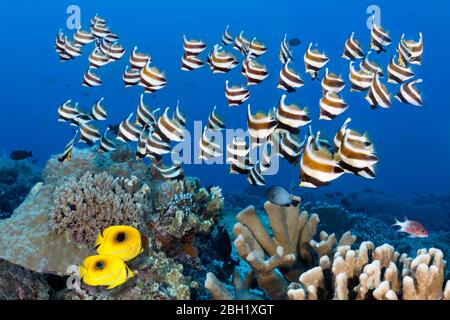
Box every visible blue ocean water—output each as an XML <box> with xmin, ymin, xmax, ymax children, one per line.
<box><xmin>0</xmin><ymin>0</ymin><xmax>449</xmax><ymax>195</ymax></box>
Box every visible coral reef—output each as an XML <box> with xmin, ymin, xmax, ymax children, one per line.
<box><xmin>206</xmin><ymin>198</ymin><xmax>450</xmax><ymax>300</ymax></box>
<box><xmin>50</xmin><ymin>172</ymin><xmax>150</xmax><ymax>245</ymax></box>
<box><xmin>0</xmin><ymin>258</ymin><xmax>51</xmax><ymax>300</ymax></box>
<box><xmin>0</xmin><ymin>156</ymin><xmax>41</xmax><ymax>218</ymax></box>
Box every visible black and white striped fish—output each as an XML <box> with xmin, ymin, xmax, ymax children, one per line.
<box><xmin>304</xmin><ymin>43</ymin><xmax>329</xmax><ymax>80</ymax></box>
<box><xmin>136</xmin><ymin>128</ymin><xmax>149</xmax><ymax>159</ymax></box>
<box><xmin>395</xmin><ymin>79</ymin><xmax>423</xmax><ymax>107</ymax></box>
<box><xmin>387</xmin><ymin>56</ymin><xmax>415</xmax><ymax>84</ymax></box>
<box><xmin>91</xmin><ymin>20</ymin><xmax>110</xmax><ymax>38</ymax></box>
<box><xmin>155</xmin><ymin>107</ymin><xmax>185</xmax><ymax>143</ymax></box>
<box><xmin>275</xmin><ymin>94</ymin><xmax>310</xmax><ymax>134</ymax></box>
<box><xmin>64</xmin><ymin>37</ymin><xmax>82</xmax><ymax>59</ymax></box>
<box><xmin>321</xmin><ymin>68</ymin><xmax>346</xmax><ymax>94</ymax></box>
<box><xmin>89</xmin><ymin>47</ymin><xmax>111</xmax><ymax>68</ymax></box>
<box><xmin>233</xmin><ymin>31</ymin><xmax>250</xmax><ymax>55</ymax></box>
<box><xmin>146</xmin><ymin>131</ymin><xmax>171</xmax><ymax>160</ymax></box>
<box><xmin>272</xmin><ymin>131</ymin><xmax>306</xmax><ymax>166</ymax></box>
<box><xmin>226</xmin><ymin>137</ymin><xmax>250</xmax><ymax>168</ymax></box>
<box><xmin>183</xmin><ymin>36</ymin><xmax>207</xmax><ymax>56</ymax></box>
<box><xmin>370</xmin><ymin>21</ymin><xmax>392</xmax><ymax>53</ymax></box>
<box><xmin>207</xmin><ymin>106</ymin><xmax>225</xmax><ymax>130</ymax></box>
<box><xmin>245</xmin><ymin>57</ymin><xmax>269</xmax><ymax>85</ymax></box>
<box><xmin>319</xmin><ymin>91</ymin><xmax>348</xmax><ymax>121</ymax></box>
<box><xmin>225</xmin><ymin>80</ymin><xmax>250</xmax><ymax>107</ymax></box>
<box><xmin>153</xmin><ymin>161</ymin><xmax>184</xmax><ymax>180</ymax></box>
<box><xmin>55</xmin><ymin>30</ymin><xmax>71</xmax><ymax>61</ymax></box>
<box><xmin>123</xmin><ymin>66</ymin><xmax>141</xmax><ymax>87</ymax></box>
<box><xmin>129</xmin><ymin>46</ymin><xmax>150</xmax><ymax>70</ymax></box>
<box><xmin>333</xmin><ymin>118</ymin><xmax>372</xmax><ymax>153</ymax></box>
<box><xmin>365</xmin><ymin>71</ymin><xmax>391</xmax><ymax>109</ymax></box>
<box><xmin>222</xmin><ymin>25</ymin><xmax>233</xmax><ymax>45</ymax></box>
<box><xmin>279</xmin><ymin>34</ymin><xmax>294</xmax><ymax>64</ymax></box>
<box><xmin>58</xmin><ymin>130</ymin><xmax>78</xmax><ymax>163</ymax></box>
<box><xmin>181</xmin><ymin>53</ymin><xmax>204</xmax><ymax>71</ymax></box>
<box><xmin>199</xmin><ymin>127</ymin><xmax>223</xmax><ymax>161</ymax></box>
<box><xmin>79</xmin><ymin>121</ymin><xmax>101</xmax><ymax>146</ymax></box>
<box><xmin>342</xmin><ymin>32</ymin><xmax>364</xmax><ymax>60</ymax></box>
<box><xmin>258</xmin><ymin>141</ymin><xmax>274</xmax><ymax>173</ymax></box>
<box><xmin>58</xmin><ymin>100</ymin><xmax>79</xmax><ymax>122</ymax></box>
<box><xmin>90</xmin><ymin>98</ymin><xmax>107</xmax><ymax>121</ymax></box>
<box><xmin>74</xmin><ymin>29</ymin><xmax>96</xmax><ymax>46</ymax></box>
<box><xmin>117</xmin><ymin>113</ymin><xmax>142</xmax><ymax>142</ymax></box>
<box><xmin>349</xmin><ymin>61</ymin><xmax>373</xmax><ymax>92</ymax></box>
<box><xmin>172</xmin><ymin>102</ymin><xmax>186</xmax><ymax>128</ymax></box>
<box><xmin>139</xmin><ymin>60</ymin><xmax>167</xmax><ymax>93</ymax></box>
<box><xmin>397</xmin><ymin>33</ymin><xmax>423</xmax><ymax>66</ymax></box>
<box><xmin>248</xmin><ymin>38</ymin><xmax>267</xmax><ymax>58</ymax></box>
<box><xmin>247</xmin><ymin>162</ymin><xmax>265</xmax><ymax>186</ymax></box>
<box><xmin>360</xmin><ymin>53</ymin><xmax>383</xmax><ymax>78</ymax></box>
<box><xmin>136</xmin><ymin>94</ymin><xmax>160</xmax><ymax>127</ymax></box>
<box><xmin>207</xmin><ymin>45</ymin><xmax>239</xmax><ymax>73</ymax></box>
<box><xmin>90</xmin><ymin>14</ymin><xmax>106</xmax><ymax>28</ymax></box>
<box><xmin>247</xmin><ymin>105</ymin><xmax>278</xmax><ymax>147</ymax></box>
<box><xmin>98</xmin><ymin>128</ymin><xmax>117</xmax><ymax>152</ymax></box>
<box><xmin>83</xmin><ymin>68</ymin><xmax>103</xmax><ymax>87</ymax></box>
<box><xmin>336</xmin><ymin>128</ymin><xmax>377</xmax><ymax>179</ymax></box>
<box><xmin>299</xmin><ymin>132</ymin><xmax>344</xmax><ymax>188</ymax></box>
<box><xmin>278</xmin><ymin>59</ymin><xmax>304</xmax><ymax>92</ymax></box>
<box><xmin>102</xmin><ymin>42</ymin><xmax>126</xmax><ymax>61</ymax></box>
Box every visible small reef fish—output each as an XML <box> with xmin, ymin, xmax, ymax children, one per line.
<box><xmin>349</xmin><ymin>61</ymin><xmax>373</xmax><ymax>92</ymax></box>
<box><xmin>10</xmin><ymin>150</ymin><xmax>32</xmax><ymax>161</ymax></box>
<box><xmin>247</xmin><ymin>105</ymin><xmax>278</xmax><ymax>147</ymax></box>
<box><xmin>199</xmin><ymin>127</ymin><xmax>223</xmax><ymax>161</ymax></box>
<box><xmin>244</xmin><ymin>57</ymin><xmax>269</xmax><ymax>85</ymax></box>
<box><xmin>136</xmin><ymin>94</ymin><xmax>160</xmax><ymax>128</ymax></box>
<box><xmin>365</xmin><ymin>71</ymin><xmax>391</xmax><ymax>109</ymax></box>
<box><xmin>89</xmin><ymin>47</ymin><xmax>111</xmax><ymax>69</ymax></box>
<box><xmin>395</xmin><ymin>79</ymin><xmax>423</xmax><ymax>106</ymax></box>
<box><xmin>139</xmin><ymin>60</ymin><xmax>167</xmax><ymax>93</ymax></box>
<box><xmin>207</xmin><ymin>45</ymin><xmax>239</xmax><ymax>74</ymax></box>
<box><xmin>90</xmin><ymin>98</ymin><xmax>107</xmax><ymax>121</ymax></box>
<box><xmin>207</xmin><ymin>106</ymin><xmax>225</xmax><ymax>131</ymax></box>
<box><xmin>183</xmin><ymin>36</ymin><xmax>207</xmax><ymax>56</ymax></box>
<box><xmin>153</xmin><ymin>161</ymin><xmax>185</xmax><ymax>180</ymax></box>
<box><xmin>181</xmin><ymin>53</ymin><xmax>204</xmax><ymax>71</ymax></box>
<box><xmin>224</xmin><ymin>80</ymin><xmax>250</xmax><ymax>107</ymax></box>
<box><xmin>342</xmin><ymin>32</ymin><xmax>364</xmax><ymax>60</ymax></box>
<box><xmin>321</xmin><ymin>68</ymin><xmax>345</xmax><ymax>94</ymax></box>
<box><xmin>221</xmin><ymin>25</ymin><xmax>233</xmax><ymax>45</ymax></box>
<box><xmin>248</xmin><ymin>38</ymin><xmax>267</xmax><ymax>58</ymax></box>
<box><xmin>275</xmin><ymin>94</ymin><xmax>310</xmax><ymax>134</ymax></box>
<box><xmin>58</xmin><ymin>131</ymin><xmax>78</xmax><ymax>163</ymax></box>
<box><xmin>79</xmin><ymin>121</ymin><xmax>101</xmax><ymax>146</ymax></box>
<box><xmin>258</xmin><ymin>141</ymin><xmax>274</xmax><ymax>173</ymax></box>
<box><xmin>396</xmin><ymin>33</ymin><xmax>423</xmax><ymax>66</ymax></box>
<box><xmin>319</xmin><ymin>91</ymin><xmax>348</xmax><ymax>121</ymax></box>
<box><xmin>129</xmin><ymin>46</ymin><xmax>151</xmax><ymax>70</ymax></box>
<box><xmin>98</xmin><ymin>128</ymin><xmax>117</xmax><ymax>153</ymax></box>
<box><xmin>95</xmin><ymin>226</ymin><xmax>143</xmax><ymax>261</ymax></box>
<box><xmin>299</xmin><ymin>132</ymin><xmax>344</xmax><ymax>188</ymax></box>
<box><xmin>272</xmin><ymin>131</ymin><xmax>306</xmax><ymax>166</ymax></box>
<box><xmin>233</xmin><ymin>31</ymin><xmax>250</xmax><ymax>55</ymax></box>
<box><xmin>155</xmin><ymin>107</ymin><xmax>185</xmax><ymax>143</ymax></box>
<box><xmin>387</xmin><ymin>56</ymin><xmax>415</xmax><ymax>84</ymax></box>
<box><xmin>265</xmin><ymin>185</ymin><xmax>300</xmax><ymax>207</ymax></box>
<box><xmin>280</xmin><ymin>34</ymin><xmax>294</xmax><ymax>64</ymax></box>
<box><xmin>173</xmin><ymin>103</ymin><xmax>186</xmax><ymax>128</ymax></box>
<box><xmin>123</xmin><ymin>66</ymin><xmax>141</xmax><ymax>87</ymax></box>
<box><xmin>73</xmin><ymin>29</ymin><xmax>96</xmax><ymax>46</ymax></box>
<box><xmin>359</xmin><ymin>51</ymin><xmax>384</xmax><ymax>76</ymax></box>
<box><xmin>83</xmin><ymin>68</ymin><xmax>103</xmax><ymax>87</ymax></box>
<box><xmin>304</xmin><ymin>43</ymin><xmax>329</xmax><ymax>80</ymax></box>
<box><xmin>277</xmin><ymin>59</ymin><xmax>304</xmax><ymax>92</ymax></box>
<box><xmin>247</xmin><ymin>162</ymin><xmax>265</xmax><ymax>186</ymax></box>
<box><xmin>146</xmin><ymin>131</ymin><xmax>171</xmax><ymax>160</ymax></box>
<box><xmin>393</xmin><ymin>218</ymin><xmax>429</xmax><ymax>238</ymax></box>
<box><xmin>117</xmin><ymin>113</ymin><xmax>142</xmax><ymax>142</ymax></box>
<box><xmin>58</xmin><ymin>100</ymin><xmax>79</xmax><ymax>122</ymax></box>
<box><xmin>79</xmin><ymin>254</ymin><xmax>134</xmax><ymax>290</ymax></box>
<box><xmin>370</xmin><ymin>21</ymin><xmax>392</xmax><ymax>53</ymax></box>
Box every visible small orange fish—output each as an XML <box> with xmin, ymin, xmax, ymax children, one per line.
<box><xmin>393</xmin><ymin>218</ymin><xmax>428</xmax><ymax>238</ymax></box>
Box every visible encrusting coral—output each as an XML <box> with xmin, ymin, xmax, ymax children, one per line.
<box><xmin>50</xmin><ymin>172</ymin><xmax>150</xmax><ymax>245</ymax></box>
<box><xmin>205</xmin><ymin>197</ymin><xmax>450</xmax><ymax>300</ymax></box>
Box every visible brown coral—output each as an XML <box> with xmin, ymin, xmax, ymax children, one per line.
<box><xmin>50</xmin><ymin>171</ymin><xmax>150</xmax><ymax>245</ymax></box>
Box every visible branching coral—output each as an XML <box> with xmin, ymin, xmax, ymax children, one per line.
<box><xmin>206</xmin><ymin>198</ymin><xmax>450</xmax><ymax>301</ymax></box>
<box><xmin>50</xmin><ymin>172</ymin><xmax>150</xmax><ymax>245</ymax></box>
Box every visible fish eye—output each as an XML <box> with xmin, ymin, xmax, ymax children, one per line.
<box><xmin>95</xmin><ymin>261</ymin><xmax>105</xmax><ymax>270</ymax></box>
<box><xmin>116</xmin><ymin>232</ymin><xmax>126</xmax><ymax>243</ymax></box>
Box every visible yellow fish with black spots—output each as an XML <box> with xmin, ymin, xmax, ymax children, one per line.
<box><xmin>79</xmin><ymin>255</ymin><xmax>134</xmax><ymax>290</ymax></box>
<box><xmin>95</xmin><ymin>225</ymin><xmax>143</xmax><ymax>261</ymax></box>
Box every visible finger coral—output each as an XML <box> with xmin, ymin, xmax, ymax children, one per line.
<box><xmin>50</xmin><ymin>171</ymin><xmax>150</xmax><ymax>245</ymax></box>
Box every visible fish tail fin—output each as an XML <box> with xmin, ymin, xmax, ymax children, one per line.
<box><xmin>392</xmin><ymin>218</ymin><xmax>402</xmax><ymax>227</ymax></box>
